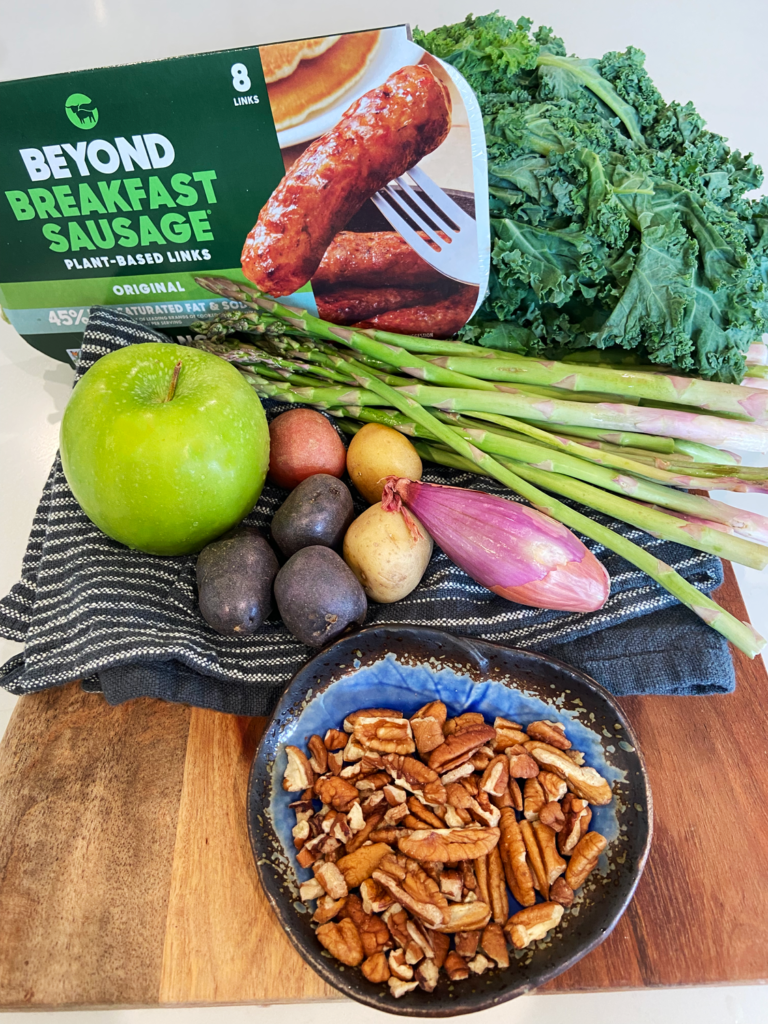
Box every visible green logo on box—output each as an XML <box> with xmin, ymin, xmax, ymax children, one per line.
<box><xmin>65</xmin><ymin>93</ymin><xmax>99</xmax><ymax>130</ymax></box>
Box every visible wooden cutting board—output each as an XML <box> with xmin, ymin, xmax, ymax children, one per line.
<box><xmin>0</xmin><ymin>561</ymin><xmax>765</xmax><ymax>1009</ymax></box>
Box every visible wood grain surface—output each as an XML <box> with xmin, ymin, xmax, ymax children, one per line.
<box><xmin>0</xmin><ymin>560</ymin><xmax>765</xmax><ymax>1009</ymax></box>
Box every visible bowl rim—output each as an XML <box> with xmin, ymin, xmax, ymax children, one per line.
<box><xmin>247</xmin><ymin>624</ymin><xmax>654</xmax><ymax>1016</ymax></box>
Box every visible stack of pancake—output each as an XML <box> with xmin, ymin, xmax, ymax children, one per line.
<box><xmin>261</xmin><ymin>31</ymin><xmax>381</xmax><ymax>132</ymax></box>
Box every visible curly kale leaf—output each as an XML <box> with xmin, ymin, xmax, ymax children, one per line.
<box><xmin>416</xmin><ymin>13</ymin><xmax>767</xmax><ymax>381</ymax></box>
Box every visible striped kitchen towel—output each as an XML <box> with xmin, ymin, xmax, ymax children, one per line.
<box><xmin>0</xmin><ymin>307</ymin><xmax>734</xmax><ymax>714</ymax></box>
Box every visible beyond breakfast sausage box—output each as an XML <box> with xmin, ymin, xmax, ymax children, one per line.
<box><xmin>0</xmin><ymin>25</ymin><xmax>489</xmax><ymax>364</ymax></box>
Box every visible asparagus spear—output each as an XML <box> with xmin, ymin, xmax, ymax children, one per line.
<box><xmin>427</xmin><ymin>353</ymin><xmax>768</xmax><ymax>421</ymax></box>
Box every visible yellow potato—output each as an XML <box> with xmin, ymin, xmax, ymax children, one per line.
<box><xmin>343</xmin><ymin>503</ymin><xmax>432</xmax><ymax>603</ymax></box>
<box><xmin>346</xmin><ymin>423</ymin><xmax>422</xmax><ymax>504</ymax></box>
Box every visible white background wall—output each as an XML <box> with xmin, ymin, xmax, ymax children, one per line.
<box><xmin>1</xmin><ymin>1</ymin><xmax>767</xmax><ymax>1021</ymax></box>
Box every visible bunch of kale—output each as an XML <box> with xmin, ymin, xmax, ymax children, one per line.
<box><xmin>415</xmin><ymin>14</ymin><xmax>768</xmax><ymax>381</ymax></box>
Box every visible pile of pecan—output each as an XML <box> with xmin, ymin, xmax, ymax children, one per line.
<box><xmin>282</xmin><ymin>703</ymin><xmax>611</xmax><ymax>999</ymax></box>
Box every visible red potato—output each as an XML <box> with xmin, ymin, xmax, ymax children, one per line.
<box><xmin>268</xmin><ymin>409</ymin><xmax>346</xmax><ymax>490</ymax></box>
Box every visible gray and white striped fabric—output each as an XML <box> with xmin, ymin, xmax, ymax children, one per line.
<box><xmin>0</xmin><ymin>307</ymin><xmax>731</xmax><ymax>714</ymax></box>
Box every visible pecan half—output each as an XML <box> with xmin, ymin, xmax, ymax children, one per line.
<box><xmin>519</xmin><ymin>818</ymin><xmax>549</xmax><ymax>899</ymax></box>
<box><xmin>307</xmin><ymin>734</ymin><xmax>328</xmax><ymax>775</ymax></box>
<box><xmin>398</xmin><ymin>827</ymin><xmax>499</xmax><ymax>863</ymax></box>
<box><xmin>444</xmin><ymin>712</ymin><xmax>486</xmax><ymax>736</ymax></box>
<box><xmin>493</xmin><ymin>716</ymin><xmax>528</xmax><ymax>751</ymax></box>
<box><xmin>316</xmin><ymin>918</ymin><xmax>364</xmax><ymax>966</ymax></box>
<box><xmin>337</xmin><ymin>842</ymin><xmax>393</xmax><ymax>889</ymax></box>
<box><xmin>507</xmin><ymin>745</ymin><xmax>539</xmax><ymax>779</ymax></box>
<box><xmin>532</xmin><ymin>820</ymin><xmax>567</xmax><ymax>887</ymax></box>
<box><xmin>565</xmin><ymin>831</ymin><xmax>608</xmax><ymax>890</ymax></box>
<box><xmin>498</xmin><ymin>807</ymin><xmax>535</xmax><ymax>907</ymax></box>
<box><xmin>381</xmin><ymin>754</ymin><xmax>447</xmax><ymax>805</ymax></box>
<box><xmin>480</xmin><ymin>922</ymin><xmax>509</xmax><ymax>969</ymax></box>
<box><xmin>428</xmin><ymin>724</ymin><xmax>497</xmax><ymax>774</ymax></box>
<box><xmin>282</xmin><ymin>745</ymin><xmax>314</xmax><ymax>792</ymax></box>
<box><xmin>480</xmin><ymin>755</ymin><xmax>510</xmax><ymax>798</ymax></box>
<box><xmin>474</xmin><ymin>855</ymin><xmax>489</xmax><ymax>906</ymax></box>
<box><xmin>362</xmin><ymin>952</ymin><xmax>390</xmax><ymax>984</ymax></box>
<box><xmin>525</xmin><ymin>741</ymin><xmax>612</xmax><ymax>805</ymax></box>
<box><xmin>407</xmin><ymin>796</ymin><xmax>445</xmax><ymax>829</ymax></box>
<box><xmin>373</xmin><ymin>863</ymin><xmax>446</xmax><ymax>928</ymax></box>
<box><xmin>431</xmin><ymin>900</ymin><xmax>491</xmax><ymax>934</ymax></box>
<box><xmin>526</xmin><ymin>719</ymin><xmax>571</xmax><ymax>750</ymax></box>
<box><xmin>487</xmin><ymin>845</ymin><xmax>509</xmax><ymax>924</ymax></box>
<box><xmin>504</xmin><ymin>902</ymin><xmax>564</xmax><ymax>950</ymax></box>
<box><xmin>523</xmin><ymin>777</ymin><xmax>546</xmax><ymax>821</ymax></box>
<box><xmin>410</xmin><ymin>701</ymin><xmax>447</xmax><ymax>756</ymax></box>
<box><xmin>354</xmin><ymin>716</ymin><xmax>415</xmax><ymax>755</ymax></box>
<box><xmin>344</xmin><ymin>708</ymin><xmax>402</xmax><ymax>732</ymax></box>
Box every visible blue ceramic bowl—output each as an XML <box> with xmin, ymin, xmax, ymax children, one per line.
<box><xmin>248</xmin><ymin>626</ymin><xmax>652</xmax><ymax>1016</ymax></box>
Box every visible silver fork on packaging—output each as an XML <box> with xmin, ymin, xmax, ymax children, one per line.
<box><xmin>371</xmin><ymin>165</ymin><xmax>480</xmax><ymax>287</ymax></box>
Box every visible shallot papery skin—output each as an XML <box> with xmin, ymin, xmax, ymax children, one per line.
<box><xmin>381</xmin><ymin>478</ymin><xmax>609</xmax><ymax>613</ymax></box>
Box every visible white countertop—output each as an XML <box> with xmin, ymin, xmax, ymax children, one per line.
<box><xmin>1</xmin><ymin>0</ymin><xmax>767</xmax><ymax>1020</ymax></box>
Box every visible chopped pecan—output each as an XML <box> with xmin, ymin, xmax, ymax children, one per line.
<box><xmin>430</xmin><ymin>900</ymin><xmax>491</xmax><ymax>934</ymax></box>
<box><xmin>345</xmin><ymin>811</ymin><xmax>385</xmax><ymax>854</ymax></box>
<box><xmin>347</xmin><ymin>801</ymin><xmax>365</xmax><ymax>833</ymax></box>
<box><xmin>313</xmin><ymin>860</ymin><xmax>349</xmax><ymax>900</ymax></box>
<box><xmin>428</xmin><ymin>724</ymin><xmax>497</xmax><ymax>774</ymax></box>
<box><xmin>444</xmin><ymin>805</ymin><xmax>472</xmax><ymax>827</ymax></box>
<box><xmin>282</xmin><ymin>745</ymin><xmax>314</xmax><ymax>792</ymax></box>
<box><xmin>370</xmin><ymin>827</ymin><xmax>413</xmax><ymax>844</ymax></box>
<box><xmin>504</xmin><ymin>902</ymin><xmax>564</xmax><ymax>950</ymax></box>
<box><xmin>480</xmin><ymin>754</ymin><xmax>510</xmax><ymax>798</ymax></box>
<box><xmin>406</xmin><ymin>919</ymin><xmax>435</xmax><ymax>960</ymax></box>
<box><xmin>373</xmin><ymin>861</ymin><xmax>446</xmax><ymax>928</ymax></box>
<box><xmin>327</xmin><ymin>750</ymin><xmax>344</xmax><ymax>776</ymax></box>
<box><xmin>480</xmin><ymin>922</ymin><xmax>509</xmax><ymax>969</ymax></box>
<box><xmin>539</xmin><ymin>800</ymin><xmax>565</xmax><ymax>832</ymax></box>
<box><xmin>559</xmin><ymin>794</ymin><xmax>592</xmax><ymax>856</ymax></box>
<box><xmin>493</xmin><ymin>716</ymin><xmax>528</xmax><ymax>751</ymax></box>
<box><xmin>523</xmin><ymin>777</ymin><xmax>546</xmax><ymax>821</ymax></box>
<box><xmin>343</xmin><ymin>735</ymin><xmax>365</xmax><ymax>762</ymax></box>
<box><xmin>401</xmin><ymin>814</ymin><xmax>425</xmax><ymax>830</ymax></box>
<box><xmin>404</xmin><ymin>940</ymin><xmax>424</xmax><ymax>966</ymax></box>
<box><xmin>519</xmin><ymin>818</ymin><xmax>549</xmax><ymax>899</ymax></box>
<box><xmin>337</xmin><ymin>842</ymin><xmax>393</xmax><ymax>889</ymax></box>
<box><xmin>340</xmin><ymin>763</ymin><xmax>361</xmax><ymax>780</ymax></box>
<box><xmin>444</xmin><ymin>951</ymin><xmax>470</xmax><ymax>981</ymax></box>
<box><xmin>446</xmin><ymin>782</ymin><xmax>473</xmax><ymax>809</ymax></box>
<box><xmin>388</xmin><ymin>948</ymin><xmax>413</xmax><ymax>980</ymax></box>
<box><xmin>539</xmin><ymin>770</ymin><xmax>568</xmax><ymax>803</ymax></box>
<box><xmin>532</xmin><ymin>820</ymin><xmax>567</xmax><ymax>887</ymax></box>
<box><xmin>415</xmin><ymin>958</ymin><xmax>440</xmax><ymax>992</ymax></box>
<box><xmin>323</xmin><ymin>810</ymin><xmax>353</xmax><ymax>844</ymax></box>
<box><xmin>354</xmin><ymin>716</ymin><xmax>415</xmax><ymax>755</ymax></box>
<box><xmin>299</xmin><ymin>877</ymin><xmax>325</xmax><ymax>902</ymax></box>
<box><xmin>525</xmin><ymin>741</ymin><xmax>612</xmax><ymax>805</ymax></box>
<box><xmin>312</xmin><ymin>894</ymin><xmax>347</xmax><ymax>924</ymax></box>
<box><xmin>316</xmin><ymin>918</ymin><xmax>364</xmax><ymax>966</ymax></box>
<box><xmin>462</xmin><ymin>859</ymin><xmax>477</xmax><ymax>894</ymax></box>
<box><xmin>292</xmin><ymin>819</ymin><xmax>310</xmax><ymax>849</ymax></box>
<box><xmin>384</xmin><ymin>803</ymin><xmax>410</xmax><ymax>826</ymax></box>
<box><xmin>440</xmin><ymin>762</ymin><xmax>476</xmax><ymax>786</ymax></box>
<box><xmin>307</xmin><ymin>734</ymin><xmax>328</xmax><ymax>775</ymax></box>
<box><xmin>566</xmin><ymin>749</ymin><xmax>586</xmax><ymax>765</ymax></box>
<box><xmin>526</xmin><ymin>719</ymin><xmax>571</xmax><ymax>750</ymax></box>
<box><xmin>498</xmin><ymin>807</ymin><xmax>535</xmax><ymax>907</ymax></box>
<box><xmin>360</xmin><ymin>877</ymin><xmax>396</xmax><ymax>915</ymax></box>
<box><xmin>439</xmin><ymin>869</ymin><xmax>463</xmax><ymax>902</ymax></box>
<box><xmin>383</xmin><ymin>784</ymin><xmax>408</xmax><ymax>806</ymax></box>
<box><xmin>398</xmin><ymin>826</ymin><xmax>499</xmax><ymax>863</ymax></box>
<box><xmin>565</xmin><ymin>831</ymin><xmax>608</xmax><ymax>890</ymax></box>
<box><xmin>550</xmin><ymin>877</ymin><xmax>575</xmax><ymax>908</ymax></box>
<box><xmin>381</xmin><ymin>754</ymin><xmax>447</xmax><ymax>805</ymax></box>
<box><xmin>410</xmin><ymin>701</ymin><xmax>447</xmax><ymax>756</ymax></box>
<box><xmin>341</xmin><ymin>895</ymin><xmax>391</xmax><ymax>957</ymax></box>
<box><xmin>469</xmin><ymin>790</ymin><xmax>501</xmax><ymax>828</ymax></box>
<box><xmin>356</xmin><ymin>772</ymin><xmax>390</xmax><ymax>794</ymax></box>
<box><xmin>454</xmin><ymin>930</ymin><xmax>480</xmax><ymax>958</ymax></box>
<box><xmin>470</xmin><ymin>747</ymin><xmax>494</xmax><ymax>771</ymax></box>
<box><xmin>468</xmin><ymin>953</ymin><xmax>491</xmax><ymax>975</ymax></box>
<box><xmin>488</xmin><ymin>845</ymin><xmax>509</xmax><ymax>924</ymax></box>
<box><xmin>407</xmin><ymin>796</ymin><xmax>445</xmax><ymax>829</ymax></box>
<box><xmin>324</xmin><ymin>728</ymin><xmax>348</xmax><ymax>751</ymax></box>
<box><xmin>388</xmin><ymin>977</ymin><xmax>418</xmax><ymax>998</ymax></box>
<box><xmin>507</xmin><ymin>744</ymin><xmax>539</xmax><ymax>780</ymax></box>
<box><xmin>431</xmin><ymin>930</ymin><xmax>450</xmax><ymax>970</ymax></box>
<box><xmin>362</xmin><ymin>951</ymin><xmax>390</xmax><ymax>984</ymax></box>
<box><xmin>315</xmin><ymin>775</ymin><xmax>359</xmax><ymax>811</ymax></box>
<box><xmin>344</xmin><ymin>708</ymin><xmax>402</xmax><ymax>732</ymax></box>
<box><xmin>508</xmin><ymin>778</ymin><xmax>523</xmax><ymax>812</ymax></box>
<box><xmin>297</xmin><ymin>832</ymin><xmax>339</xmax><ymax>867</ymax></box>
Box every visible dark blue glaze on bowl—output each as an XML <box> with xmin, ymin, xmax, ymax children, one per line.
<box><xmin>247</xmin><ymin>626</ymin><xmax>652</xmax><ymax>1016</ymax></box>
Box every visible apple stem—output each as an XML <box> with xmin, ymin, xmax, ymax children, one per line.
<box><xmin>165</xmin><ymin>360</ymin><xmax>182</xmax><ymax>402</ymax></box>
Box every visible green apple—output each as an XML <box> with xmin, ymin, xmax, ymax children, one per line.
<box><xmin>60</xmin><ymin>343</ymin><xmax>269</xmax><ymax>555</ymax></box>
